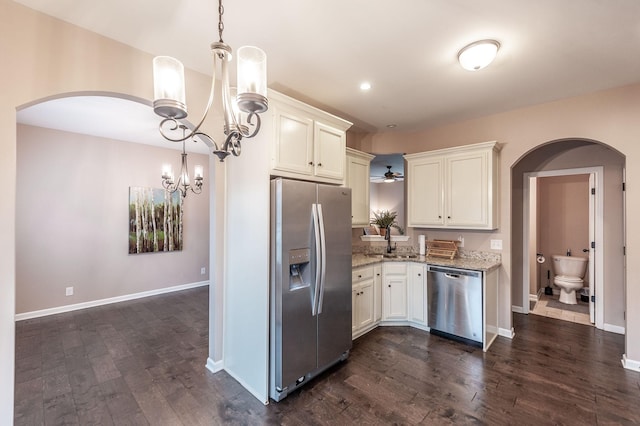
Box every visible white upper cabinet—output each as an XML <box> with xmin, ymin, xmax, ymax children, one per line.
<box><xmin>405</xmin><ymin>141</ymin><xmax>500</xmax><ymax>230</ymax></box>
<box><xmin>345</xmin><ymin>148</ymin><xmax>375</xmax><ymax>227</ymax></box>
<box><xmin>270</xmin><ymin>91</ymin><xmax>352</xmax><ymax>184</ymax></box>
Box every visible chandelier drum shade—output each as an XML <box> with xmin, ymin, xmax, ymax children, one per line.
<box><xmin>152</xmin><ymin>0</ymin><xmax>268</xmax><ymax>163</ymax></box>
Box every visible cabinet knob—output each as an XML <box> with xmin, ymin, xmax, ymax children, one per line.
<box><xmin>376</xmin><ymin>273</ymin><xmax>380</xmax><ymax>276</ymax></box>
<box><xmin>358</xmin><ymin>274</ymin><xmax>362</xmax><ymax>278</ymax></box>
<box><xmin>388</xmin><ymin>285</ymin><xmax>391</xmax><ymax>288</ymax></box>
<box><xmin>318</xmin><ymin>162</ymin><xmax>323</xmax><ymax>167</ymax></box>
<box><xmin>447</xmin><ymin>216</ymin><xmax>451</xmax><ymax>219</ymax></box>
<box><xmin>438</xmin><ymin>215</ymin><xmax>442</xmax><ymax>219</ymax></box>
<box><xmin>308</xmin><ymin>161</ymin><xmax>314</xmax><ymax>166</ymax></box>
<box><xmin>418</xmin><ymin>273</ymin><xmax>421</xmax><ymax>277</ymax></box>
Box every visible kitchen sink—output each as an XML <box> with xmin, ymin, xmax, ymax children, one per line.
<box><xmin>382</xmin><ymin>253</ymin><xmax>418</xmax><ymax>259</ymax></box>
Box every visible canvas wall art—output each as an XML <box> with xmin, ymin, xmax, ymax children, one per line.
<box><xmin>129</xmin><ymin>187</ymin><xmax>183</xmax><ymax>254</ymax></box>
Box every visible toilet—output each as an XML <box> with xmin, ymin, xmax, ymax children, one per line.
<box><xmin>552</xmin><ymin>255</ymin><xmax>588</xmax><ymax>304</ymax></box>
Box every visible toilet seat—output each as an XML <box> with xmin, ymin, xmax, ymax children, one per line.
<box><xmin>554</xmin><ymin>275</ymin><xmax>583</xmax><ymax>284</ymax></box>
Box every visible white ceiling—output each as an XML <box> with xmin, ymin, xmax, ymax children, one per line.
<box><xmin>13</xmin><ymin>0</ymin><xmax>640</xmax><ymax>136</ymax></box>
<box><xmin>16</xmin><ymin>96</ymin><xmax>210</xmax><ymax>154</ymax></box>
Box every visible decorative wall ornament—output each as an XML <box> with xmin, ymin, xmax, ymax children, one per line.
<box><xmin>128</xmin><ymin>187</ymin><xmax>183</xmax><ymax>254</ymax></box>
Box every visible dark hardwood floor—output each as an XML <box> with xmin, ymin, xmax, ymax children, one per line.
<box><xmin>15</xmin><ymin>286</ymin><xmax>640</xmax><ymax>425</ymax></box>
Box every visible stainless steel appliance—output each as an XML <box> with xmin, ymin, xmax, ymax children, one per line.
<box><xmin>270</xmin><ymin>178</ymin><xmax>352</xmax><ymax>401</ymax></box>
<box><xmin>427</xmin><ymin>265</ymin><xmax>483</xmax><ymax>346</ymax></box>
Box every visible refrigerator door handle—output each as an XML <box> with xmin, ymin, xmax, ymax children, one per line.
<box><xmin>311</xmin><ymin>203</ymin><xmax>322</xmax><ymax>316</ymax></box>
<box><xmin>317</xmin><ymin>203</ymin><xmax>327</xmax><ymax>314</ymax></box>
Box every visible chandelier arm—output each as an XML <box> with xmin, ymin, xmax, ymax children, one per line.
<box><xmin>222</xmin><ymin>132</ymin><xmax>242</xmax><ymax>157</ymax></box>
<box><xmin>220</xmin><ymin>54</ymin><xmax>236</xmax><ymax>134</ymax></box>
<box><xmin>240</xmin><ymin>113</ymin><xmax>262</xmax><ymax>139</ymax></box>
<box><xmin>192</xmin><ymin>131</ymin><xmax>222</xmax><ymax>152</ymax></box>
<box><xmin>158</xmin><ymin>118</ymin><xmax>191</xmax><ymax>143</ymax></box>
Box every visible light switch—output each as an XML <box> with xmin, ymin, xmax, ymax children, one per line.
<box><xmin>490</xmin><ymin>239</ymin><xmax>503</xmax><ymax>250</ymax></box>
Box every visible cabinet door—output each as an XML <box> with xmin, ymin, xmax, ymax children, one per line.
<box><xmin>408</xmin><ymin>264</ymin><xmax>427</xmax><ymax>325</ymax></box>
<box><xmin>383</xmin><ymin>276</ymin><xmax>407</xmax><ymax>320</ymax></box>
<box><xmin>347</xmin><ymin>154</ymin><xmax>371</xmax><ymax>226</ymax></box>
<box><xmin>407</xmin><ymin>157</ymin><xmax>444</xmax><ymax>227</ymax></box>
<box><xmin>273</xmin><ymin>107</ymin><xmax>314</xmax><ymax>176</ymax></box>
<box><xmin>313</xmin><ymin>121</ymin><xmax>345</xmax><ymax>180</ymax></box>
<box><xmin>373</xmin><ymin>265</ymin><xmax>382</xmax><ymax>322</ymax></box>
<box><xmin>356</xmin><ymin>280</ymin><xmax>375</xmax><ymax>330</ymax></box>
<box><xmin>446</xmin><ymin>151</ymin><xmax>488</xmax><ymax>227</ymax></box>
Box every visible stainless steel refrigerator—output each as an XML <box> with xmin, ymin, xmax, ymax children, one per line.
<box><xmin>270</xmin><ymin>177</ymin><xmax>352</xmax><ymax>402</ymax></box>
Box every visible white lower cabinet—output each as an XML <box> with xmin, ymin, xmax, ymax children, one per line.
<box><xmin>408</xmin><ymin>263</ymin><xmax>427</xmax><ymax>327</ymax></box>
<box><xmin>352</xmin><ymin>266</ymin><xmax>377</xmax><ymax>339</ymax></box>
<box><xmin>382</xmin><ymin>263</ymin><xmax>408</xmax><ymax>321</ymax></box>
<box><xmin>353</xmin><ymin>261</ymin><xmax>493</xmax><ymax>351</ymax></box>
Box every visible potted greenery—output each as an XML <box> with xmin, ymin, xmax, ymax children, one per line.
<box><xmin>370</xmin><ymin>210</ymin><xmax>403</xmax><ymax>236</ymax></box>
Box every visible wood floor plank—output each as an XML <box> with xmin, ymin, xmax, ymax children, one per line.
<box><xmin>15</xmin><ymin>286</ymin><xmax>640</xmax><ymax>425</ymax></box>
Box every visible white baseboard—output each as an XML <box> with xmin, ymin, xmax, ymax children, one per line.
<box><xmin>604</xmin><ymin>323</ymin><xmax>625</xmax><ymax>335</ymax></box>
<box><xmin>206</xmin><ymin>357</ymin><xmax>224</xmax><ymax>373</ymax></box>
<box><xmin>499</xmin><ymin>327</ymin><xmax>515</xmax><ymax>339</ymax></box>
<box><xmin>512</xmin><ymin>305</ymin><xmax>524</xmax><ymax>314</ymax></box>
<box><xmin>622</xmin><ymin>355</ymin><xmax>640</xmax><ymax>372</ymax></box>
<box><xmin>15</xmin><ymin>281</ymin><xmax>209</xmax><ymax>321</ymax></box>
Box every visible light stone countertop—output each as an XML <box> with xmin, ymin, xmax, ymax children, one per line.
<box><xmin>352</xmin><ymin>253</ymin><xmax>501</xmax><ymax>272</ymax></box>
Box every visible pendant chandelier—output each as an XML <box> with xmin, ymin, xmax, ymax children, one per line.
<box><xmin>152</xmin><ymin>0</ymin><xmax>268</xmax><ymax>163</ymax></box>
<box><xmin>161</xmin><ymin>125</ymin><xmax>204</xmax><ymax>198</ymax></box>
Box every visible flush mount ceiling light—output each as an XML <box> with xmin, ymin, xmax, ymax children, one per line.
<box><xmin>152</xmin><ymin>0</ymin><xmax>268</xmax><ymax>167</ymax></box>
<box><xmin>457</xmin><ymin>39</ymin><xmax>500</xmax><ymax>71</ymax></box>
<box><xmin>360</xmin><ymin>82</ymin><xmax>372</xmax><ymax>91</ymax></box>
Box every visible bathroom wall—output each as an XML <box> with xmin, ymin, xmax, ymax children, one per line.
<box><xmin>537</xmin><ymin>174</ymin><xmax>590</xmax><ymax>291</ymax></box>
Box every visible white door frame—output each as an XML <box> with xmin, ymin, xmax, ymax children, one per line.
<box><xmin>522</xmin><ymin>166</ymin><xmax>604</xmax><ymax>329</ymax></box>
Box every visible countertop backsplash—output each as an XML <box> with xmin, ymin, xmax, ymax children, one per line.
<box><xmin>351</xmin><ymin>227</ymin><xmax>501</xmax><ymax>264</ymax></box>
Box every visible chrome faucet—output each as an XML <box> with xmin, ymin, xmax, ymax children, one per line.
<box><xmin>385</xmin><ymin>225</ymin><xmax>397</xmax><ymax>254</ymax></box>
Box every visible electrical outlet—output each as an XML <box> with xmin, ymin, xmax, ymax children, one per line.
<box><xmin>201</xmin><ymin>267</ymin><xmax>206</xmax><ymax>275</ymax></box>
<box><xmin>457</xmin><ymin>236</ymin><xmax>464</xmax><ymax>248</ymax></box>
<box><xmin>65</xmin><ymin>286</ymin><xmax>74</xmax><ymax>296</ymax></box>
<box><xmin>490</xmin><ymin>239</ymin><xmax>503</xmax><ymax>250</ymax></box>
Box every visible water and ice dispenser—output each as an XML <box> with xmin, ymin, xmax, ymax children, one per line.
<box><xmin>289</xmin><ymin>248</ymin><xmax>310</xmax><ymax>290</ymax></box>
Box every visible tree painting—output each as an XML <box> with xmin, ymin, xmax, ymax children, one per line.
<box><xmin>129</xmin><ymin>187</ymin><xmax>183</xmax><ymax>254</ymax></box>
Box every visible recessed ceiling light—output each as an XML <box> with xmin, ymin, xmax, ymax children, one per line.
<box><xmin>386</xmin><ymin>124</ymin><xmax>397</xmax><ymax>128</ymax></box>
<box><xmin>458</xmin><ymin>39</ymin><xmax>500</xmax><ymax>71</ymax></box>
<box><xmin>360</xmin><ymin>82</ymin><xmax>372</xmax><ymax>91</ymax></box>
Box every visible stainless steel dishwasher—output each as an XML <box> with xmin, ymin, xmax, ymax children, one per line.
<box><xmin>427</xmin><ymin>265</ymin><xmax>483</xmax><ymax>346</ymax></box>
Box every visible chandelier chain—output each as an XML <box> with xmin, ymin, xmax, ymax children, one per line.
<box><xmin>218</xmin><ymin>0</ymin><xmax>224</xmax><ymax>42</ymax></box>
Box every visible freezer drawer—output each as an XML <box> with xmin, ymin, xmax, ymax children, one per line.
<box><xmin>427</xmin><ymin>265</ymin><xmax>483</xmax><ymax>344</ymax></box>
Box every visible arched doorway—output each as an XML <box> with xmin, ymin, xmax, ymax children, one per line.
<box><xmin>14</xmin><ymin>91</ymin><xmax>212</xmax><ymax>323</ymax></box>
<box><xmin>511</xmin><ymin>139</ymin><xmax>625</xmax><ymax>334</ymax></box>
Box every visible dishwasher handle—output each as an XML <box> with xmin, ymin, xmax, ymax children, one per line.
<box><xmin>427</xmin><ymin>265</ymin><xmax>481</xmax><ymax>278</ymax></box>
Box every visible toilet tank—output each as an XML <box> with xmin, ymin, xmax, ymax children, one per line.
<box><xmin>552</xmin><ymin>255</ymin><xmax>588</xmax><ymax>278</ymax></box>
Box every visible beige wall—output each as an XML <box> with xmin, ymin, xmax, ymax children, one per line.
<box><xmin>16</xmin><ymin>124</ymin><xmax>209</xmax><ymax>314</ymax></box>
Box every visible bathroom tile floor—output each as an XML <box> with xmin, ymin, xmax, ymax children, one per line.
<box><xmin>531</xmin><ymin>293</ymin><xmax>592</xmax><ymax>326</ymax></box>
